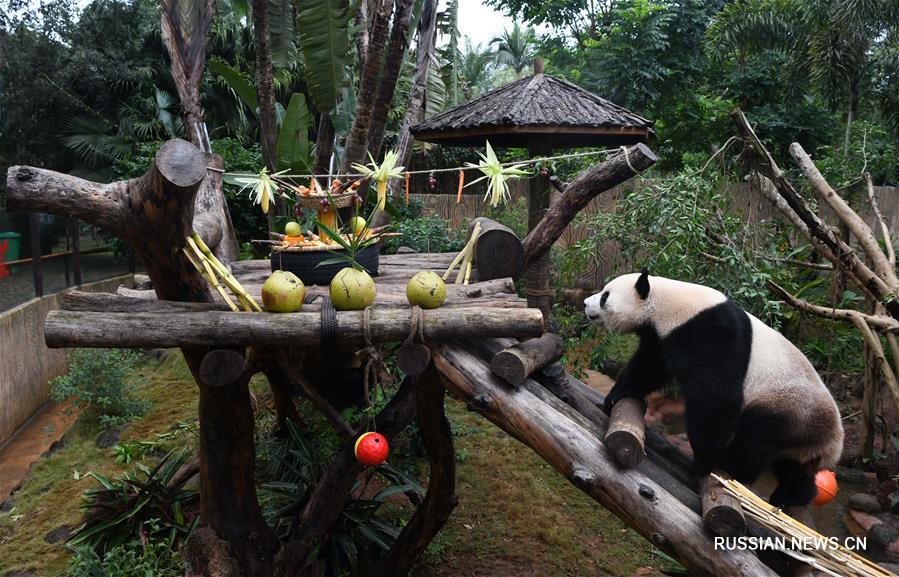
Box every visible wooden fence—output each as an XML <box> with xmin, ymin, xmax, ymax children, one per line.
<box><xmin>0</xmin><ymin>274</ymin><xmax>133</xmax><ymax>446</ymax></box>
<box><xmin>410</xmin><ymin>179</ymin><xmax>899</xmax><ymax>289</ymax></box>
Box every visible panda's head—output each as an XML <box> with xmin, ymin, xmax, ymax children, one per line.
<box><xmin>584</xmin><ymin>269</ymin><xmax>652</xmax><ymax>333</ymax></box>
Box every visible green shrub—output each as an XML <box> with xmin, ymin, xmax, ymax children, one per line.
<box><xmin>382</xmin><ymin>215</ymin><xmax>465</xmax><ymax>255</ymax></box>
<box><xmin>51</xmin><ymin>349</ymin><xmax>149</xmax><ymax>430</ymax></box>
<box><xmin>64</xmin><ymin>537</ymin><xmax>184</xmax><ymax>577</ymax></box>
<box><xmin>70</xmin><ymin>449</ymin><xmax>198</xmax><ymax>554</ymax></box>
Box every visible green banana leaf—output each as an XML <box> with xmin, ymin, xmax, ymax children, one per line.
<box><xmin>297</xmin><ymin>0</ymin><xmax>355</xmax><ymax>113</ymax></box>
<box><xmin>277</xmin><ymin>93</ymin><xmax>311</xmax><ymax>171</ymax></box>
<box><xmin>209</xmin><ymin>59</ymin><xmax>259</xmax><ymax>116</ymax></box>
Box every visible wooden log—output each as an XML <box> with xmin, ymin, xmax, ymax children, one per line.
<box><xmin>700</xmin><ymin>472</ymin><xmax>747</xmax><ymax>538</ymax></box>
<box><xmin>64</xmin><ymin>290</ymin><xmax>231</xmax><ymax>312</ymax></box>
<box><xmin>45</xmin><ymin>307</ymin><xmax>545</xmax><ymax>349</ymax></box>
<box><xmin>372</xmin><ymin>362</ymin><xmax>458</xmax><ymax>577</ymax></box>
<box><xmin>431</xmin><ymin>341</ymin><xmax>777</xmax><ymax>577</ymax></box>
<box><xmin>783</xmin><ymin>507</ymin><xmax>826</xmax><ymax>577</ymax></box>
<box><xmin>522</xmin><ymin>143</ymin><xmax>657</xmax><ymax>272</ymax></box>
<box><xmin>396</xmin><ymin>343</ymin><xmax>432</xmax><ymax>376</ymax></box>
<box><xmin>605</xmin><ymin>398</ymin><xmax>647</xmax><ymax>469</ymax></box>
<box><xmin>490</xmin><ymin>333</ymin><xmax>564</xmax><ymax>385</ymax></box>
<box><xmin>466</xmin><ymin>217</ymin><xmax>524</xmax><ymax>280</ymax></box>
<box><xmin>199</xmin><ymin>349</ymin><xmax>247</xmax><ymax>388</ymax></box>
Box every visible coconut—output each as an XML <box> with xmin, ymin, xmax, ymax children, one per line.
<box><xmin>284</xmin><ymin>221</ymin><xmax>302</xmax><ymax>236</ymax></box>
<box><xmin>262</xmin><ymin>270</ymin><xmax>306</xmax><ymax>312</ymax></box>
<box><xmin>330</xmin><ymin>267</ymin><xmax>376</xmax><ymax>310</ymax></box>
<box><xmin>406</xmin><ymin>271</ymin><xmax>446</xmax><ymax>309</ymax></box>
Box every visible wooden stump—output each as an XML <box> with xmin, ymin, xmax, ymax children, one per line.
<box><xmin>466</xmin><ymin>217</ymin><xmax>524</xmax><ymax>280</ymax></box>
<box><xmin>605</xmin><ymin>398</ymin><xmax>647</xmax><ymax>469</ymax></box>
<box><xmin>700</xmin><ymin>472</ymin><xmax>747</xmax><ymax>538</ymax></box>
<box><xmin>490</xmin><ymin>333</ymin><xmax>564</xmax><ymax>386</ymax></box>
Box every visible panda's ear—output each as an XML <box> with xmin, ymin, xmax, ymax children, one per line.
<box><xmin>635</xmin><ymin>268</ymin><xmax>650</xmax><ymax>300</ymax></box>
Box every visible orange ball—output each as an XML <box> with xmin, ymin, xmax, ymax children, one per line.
<box><xmin>812</xmin><ymin>469</ymin><xmax>838</xmax><ymax>506</ymax></box>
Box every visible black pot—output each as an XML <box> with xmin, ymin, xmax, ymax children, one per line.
<box><xmin>270</xmin><ymin>243</ymin><xmax>380</xmax><ymax>286</ymax></box>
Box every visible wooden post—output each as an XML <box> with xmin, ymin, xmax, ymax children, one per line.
<box><xmin>29</xmin><ymin>213</ymin><xmax>42</xmax><ymax>297</ymax></box>
<box><xmin>526</xmin><ymin>141</ymin><xmax>552</xmax><ymax>320</ymax></box>
<box><xmin>700</xmin><ymin>472</ymin><xmax>746</xmax><ymax>538</ymax></box>
<box><xmin>466</xmin><ymin>217</ymin><xmax>524</xmax><ymax>280</ymax></box>
<box><xmin>71</xmin><ymin>217</ymin><xmax>82</xmax><ymax>285</ymax></box>
<box><xmin>490</xmin><ymin>333</ymin><xmax>564</xmax><ymax>385</ymax></box>
<box><xmin>605</xmin><ymin>398</ymin><xmax>647</xmax><ymax>469</ymax></box>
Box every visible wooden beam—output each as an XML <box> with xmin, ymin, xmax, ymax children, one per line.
<box><xmin>700</xmin><ymin>472</ymin><xmax>747</xmax><ymax>538</ymax></box>
<box><xmin>44</xmin><ymin>307</ymin><xmax>545</xmax><ymax>349</ymax></box>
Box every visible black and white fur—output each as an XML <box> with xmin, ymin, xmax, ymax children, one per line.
<box><xmin>584</xmin><ymin>271</ymin><xmax>843</xmax><ymax>507</ymax></box>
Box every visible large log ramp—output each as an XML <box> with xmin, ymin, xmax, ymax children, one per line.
<box><xmin>6</xmin><ymin>140</ymin><xmax>274</xmax><ymax>575</ymax></box>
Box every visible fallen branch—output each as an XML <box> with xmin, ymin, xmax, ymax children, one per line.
<box><xmin>766</xmin><ymin>281</ymin><xmax>899</xmax><ymax>333</ymax></box>
<box><xmin>865</xmin><ymin>172</ymin><xmax>895</xmax><ymax>267</ymax></box>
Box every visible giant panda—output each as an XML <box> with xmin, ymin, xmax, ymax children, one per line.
<box><xmin>584</xmin><ymin>270</ymin><xmax>843</xmax><ymax>507</ymax></box>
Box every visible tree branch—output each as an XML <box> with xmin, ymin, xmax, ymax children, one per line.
<box><xmin>766</xmin><ymin>280</ymin><xmax>899</xmax><ymax>333</ymax></box>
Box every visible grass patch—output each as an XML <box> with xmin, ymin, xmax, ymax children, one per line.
<box><xmin>0</xmin><ymin>352</ymin><xmax>199</xmax><ymax>575</ymax></box>
<box><xmin>1</xmin><ymin>351</ymin><xmax>666</xmax><ymax>576</ymax></box>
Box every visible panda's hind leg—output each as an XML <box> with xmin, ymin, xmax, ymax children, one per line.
<box><xmin>721</xmin><ymin>408</ymin><xmax>779</xmax><ymax>484</ymax></box>
<box><xmin>769</xmin><ymin>458</ymin><xmax>817</xmax><ymax>508</ymax></box>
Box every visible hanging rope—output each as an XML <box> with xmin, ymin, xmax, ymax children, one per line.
<box><xmin>356</xmin><ymin>306</ymin><xmax>386</xmax><ymax>429</ymax></box>
<box><xmin>218</xmin><ymin>147</ymin><xmax>627</xmax><ymax>180</ymax></box>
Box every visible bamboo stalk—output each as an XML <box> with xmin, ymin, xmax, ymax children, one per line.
<box><xmin>191</xmin><ymin>233</ymin><xmax>262</xmax><ymax>311</ymax></box>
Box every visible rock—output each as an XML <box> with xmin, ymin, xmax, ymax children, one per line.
<box><xmin>133</xmin><ymin>274</ymin><xmax>153</xmax><ymax>289</ymax></box>
<box><xmin>396</xmin><ymin>246</ymin><xmax>417</xmax><ymax>254</ymax></box>
<box><xmin>849</xmin><ymin>493</ymin><xmax>882</xmax><ymax>513</ymax></box>
<box><xmin>95</xmin><ymin>423</ymin><xmax>129</xmax><ymax>449</ymax></box>
<box><xmin>849</xmin><ymin>509</ymin><xmax>883</xmax><ymax>532</ymax></box>
<box><xmin>44</xmin><ymin>524</ymin><xmax>71</xmax><ymax>544</ymax></box>
<box><xmin>5</xmin><ymin>571</ymin><xmax>36</xmax><ymax>577</ymax></box>
<box><xmin>867</xmin><ymin>523</ymin><xmax>899</xmax><ymax>561</ymax></box>
<box><xmin>834</xmin><ymin>465</ymin><xmax>872</xmax><ymax>484</ymax></box>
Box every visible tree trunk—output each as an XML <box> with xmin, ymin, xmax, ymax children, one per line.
<box><xmin>341</xmin><ymin>0</ymin><xmax>393</xmax><ymax>172</ymax></box>
<box><xmin>366</xmin><ymin>0</ymin><xmax>416</xmax><ymax>158</ymax></box>
<box><xmin>251</xmin><ymin>0</ymin><xmax>281</xmax><ymax>226</ymax></box>
<box><xmin>526</xmin><ymin>142</ymin><xmax>552</xmax><ymax>320</ymax></box>
<box><xmin>6</xmin><ymin>141</ymin><xmax>275</xmax><ymax>577</ymax></box>
<box><xmin>393</xmin><ymin>0</ymin><xmax>436</xmax><ymax>169</ymax></box>
<box><xmin>521</xmin><ymin>143</ymin><xmax>658</xmax><ymax>272</ymax></box>
<box><xmin>314</xmin><ymin>113</ymin><xmax>336</xmax><ymax>176</ymax></box>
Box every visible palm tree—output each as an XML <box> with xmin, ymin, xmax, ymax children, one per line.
<box><xmin>706</xmin><ymin>0</ymin><xmax>899</xmax><ymax>150</ymax></box>
<box><xmin>459</xmin><ymin>38</ymin><xmax>494</xmax><ymax>98</ymax></box>
<box><xmin>490</xmin><ymin>23</ymin><xmax>536</xmax><ymax>75</ymax></box>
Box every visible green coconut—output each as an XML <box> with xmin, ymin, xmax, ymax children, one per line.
<box><xmin>406</xmin><ymin>270</ymin><xmax>446</xmax><ymax>309</ymax></box>
<box><xmin>330</xmin><ymin>267</ymin><xmax>376</xmax><ymax>310</ymax></box>
<box><xmin>262</xmin><ymin>270</ymin><xmax>306</xmax><ymax>312</ymax></box>
<box><xmin>284</xmin><ymin>221</ymin><xmax>302</xmax><ymax>236</ymax></box>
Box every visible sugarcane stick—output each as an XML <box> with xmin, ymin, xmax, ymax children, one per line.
<box><xmin>464</xmin><ymin>259</ymin><xmax>473</xmax><ymax>285</ymax></box>
<box><xmin>182</xmin><ymin>245</ymin><xmax>240</xmax><ymax>312</ymax></box>
<box><xmin>445</xmin><ymin>221</ymin><xmax>480</xmax><ymax>283</ymax></box>
<box><xmin>189</xmin><ymin>239</ymin><xmax>239</xmax><ymax>311</ymax></box>
<box><xmin>191</xmin><ymin>233</ymin><xmax>262</xmax><ymax>311</ymax></box>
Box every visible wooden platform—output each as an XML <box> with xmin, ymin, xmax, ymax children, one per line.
<box><xmin>46</xmin><ymin>253</ymin><xmax>544</xmax><ymax>349</ymax></box>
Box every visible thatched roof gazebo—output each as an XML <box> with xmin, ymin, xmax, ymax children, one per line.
<box><xmin>411</xmin><ymin>59</ymin><xmax>653</xmax><ymax>317</ymax></box>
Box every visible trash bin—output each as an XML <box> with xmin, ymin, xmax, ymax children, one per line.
<box><xmin>0</xmin><ymin>232</ymin><xmax>22</xmax><ymax>275</ymax></box>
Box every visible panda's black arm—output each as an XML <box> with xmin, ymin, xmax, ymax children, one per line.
<box><xmin>603</xmin><ymin>332</ymin><xmax>669</xmax><ymax>413</ymax></box>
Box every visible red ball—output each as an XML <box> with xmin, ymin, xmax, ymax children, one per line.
<box><xmin>812</xmin><ymin>469</ymin><xmax>838</xmax><ymax>506</ymax></box>
<box><xmin>354</xmin><ymin>432</ymin><xmax>389</xmax><ymax>467</ymax></box>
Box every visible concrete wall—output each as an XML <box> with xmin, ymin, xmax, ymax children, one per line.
<box><xmin>0</xmin><ymin>275</ymin><xmax>132</xmax><ymax>445</ymax></box>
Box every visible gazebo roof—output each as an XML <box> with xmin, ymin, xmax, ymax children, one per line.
<box><xmin>411</xmin><ymin>71</ymin><xmax>654</xmax><ymax>148</ymax></box>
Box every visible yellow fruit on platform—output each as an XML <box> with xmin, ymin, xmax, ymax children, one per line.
<box><xmin>285</xmin><ymin>221</ymin><xmax>302</xmax><ymax>236</ymax></box>
<box><xmin>330</xmin><ymin>267</ymin><xmax>376</xmax><ymax>310</ymax></box>
<box><xmin>262</xmin><ymin>270</ymin><xmax>305</xmax><ymax>312</ymax></box>
<box><xmin>406</xmin><ymin>271</ymin><xmax>446</xmax><ymax>309</ymax></box>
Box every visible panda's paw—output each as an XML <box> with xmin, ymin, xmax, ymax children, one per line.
<box><xmin>602</xmin><ymin>395</ymin><xmax>619</xmax><ymax>415</ymax></box>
